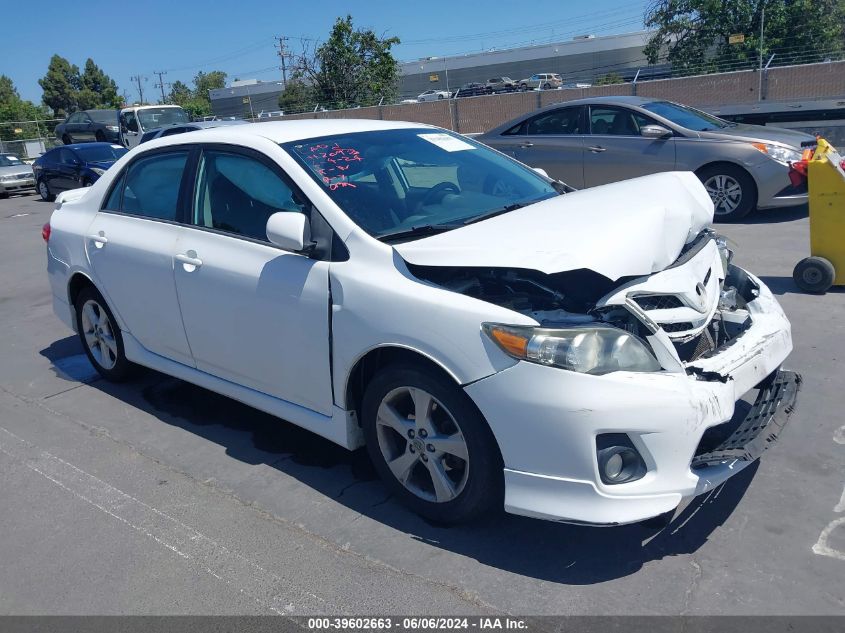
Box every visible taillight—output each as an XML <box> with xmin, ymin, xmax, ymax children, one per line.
<box><xmin>42</xmin><ymin>222</ymin><xmax>51</xmax><ymax>242</ymax></box>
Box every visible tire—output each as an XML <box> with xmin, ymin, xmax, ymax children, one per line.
<box><xmin>74</xmin><ymin>286</ymin><xmax>134</xmax><ymax>381</ymax></box>
<box><xmin>437</xmin><ymin>94</ymin><xmax>444</xmax><ymax>100</ymax></box>
<box><xmin>362</xmin><ymin>364</ymin><xmax>502</xmax><ymax>524</ymax></box>
<box><xmin>82</xmin><ymin>178</ymin><xmax>93</xmax><ymax>187</ymax></box>
<box><xmin>37</xmin><ymin>179</ymin><xmax>54</xmax><ymax>202</ymax></box>
<box><xmin>793</xmin><ymin>256</ymin><xmax>835</xmax><ymax>293</ymax></box>
<box><xmin>62</xmin><ymin>134</ymin><xmax>72</xmax><ymax>145</ymax></box>
<box><xmin>697</xmin><ymin>164</ymin><xmax>757</xmax><ymax>222</ymax></box>
<box><xmin>95</xmin><ymin>131</ymin><xmax>106</xmax><ymax>142</ymax></box>
<box><xmin>0</xmin><ymin>191</ymin><xmax>8</xmax><ymax>199</ymax></box>
<box><xmin>543</xmin><ymin>82</ymin><xmax>551</xmax><ymax>90</ymax></box>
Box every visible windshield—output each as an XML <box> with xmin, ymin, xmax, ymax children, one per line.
<box><xmin>136</xmin><ymin>107</ymin><xmax>189</xmax><ymax>130</ymax></box>
<box><xmin>0</xmin><ymin>155</ymin><xmax>23</xmax><ymax>167</ymax></box>
<box><xmin>74</xmin><ymin>145</ymin><xmax>128</xmax><ymax>162</ymax></box>
<box><xmin>282</xmin><ymin>128</ymin><xmax>558</xmax><ymax>239</ymax></box>
<box><xmin>642</xmin><ymin>101</ymin><xmax>733</xmax><ymax>131</ymax></box>
<box><xmin>87</xmin><ymin>110</ymin><xmax>118</xmax><ymax>123</ymax></box>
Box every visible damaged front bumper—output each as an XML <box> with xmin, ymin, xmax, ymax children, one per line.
<box><xmin>464</xmin><ymin>269</ymin><xmax>799</xmax><ymax>525</ymax></box>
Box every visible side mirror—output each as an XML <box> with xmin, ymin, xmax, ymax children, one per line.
<box><xmin>532</xmin><ymin>167</ymin><xmax>550</xmax><ymax>179</ymax></box>
<box><xmin>640</xmin><ymin>124</ymin><xmax>672</xmax><ymax>139</ymax></box>
<box><xmin>266</xmin><ymin>212</ymin><xmax>312</xmax><ymax>253</ymax></box>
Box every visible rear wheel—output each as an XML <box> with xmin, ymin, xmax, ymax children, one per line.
<box><xmin>74</xmin><ymin>286</ymin><xmax>133</xmax><ymax>381</ymax></box>
<box><xmin>543</xmin><ymin>82</ymin><xmax>551</xmax><ymax>90</ymax></box>
<box><xmin>362</xmin><ymin>364</ymin><xmax>502</xmax><ymax>523</ymax></box>
<box><xmin>793</xmin><ymin>256</ymin><xmax>835</xmax><ymax>293</ymax></box>
<box><xmin>95</xmin><ymin>131</ymin><xmax>106</xmax><ymax>142</ymax></box>
<box><xmin>697</xmin><ymin>164</ymin><xmax>757</xmax><ymax>222</ymax></box>
<box><xmin>62</xmin><ymin>134</ymin><xmax>72</xmax><ymax>145</ymax></box>
<box><xmin>37</xmin><ymin>179</ymin><xmax>54</xmax><ymax>202</ymax></box>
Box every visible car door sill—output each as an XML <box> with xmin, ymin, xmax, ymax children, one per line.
<box><xmin>121</xmin><ymin>332</ymin><xmax>363</xmax><ymax>450</ymax></box>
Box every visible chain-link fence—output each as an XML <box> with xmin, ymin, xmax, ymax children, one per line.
<box><xmin>0</xmin><ymin>119</ymin><xmax>63</xmax><ymax>159</ymax></box>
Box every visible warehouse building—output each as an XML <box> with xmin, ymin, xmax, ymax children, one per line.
<box><xmin>399</xmin><ymin>30</ymin><xmax>661</xmax><ymax>98</ymax></box>
<box><xmin>209</xmin><ymin>79</ymin><xmax>285</xmax><ymax>119</ymax></box>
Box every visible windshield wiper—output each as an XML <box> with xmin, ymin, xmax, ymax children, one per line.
<box><xmin>462</xmin><ymin>202</ymin><xmax>526</xmax><ymax>226</ymax></box>
<box><xmin>377</xmin><ymin>223</ymin><xmax>461</xmax><ymax>242</ymax></box>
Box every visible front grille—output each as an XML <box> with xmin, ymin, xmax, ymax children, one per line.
<box><xmin>661</xmin><ymin>322</ymin><xmax>695</xmax><ymax>333</ymax></box>
<box><xmin>634</xmin><ymin>295</ymin><xmax>684</xmax><ymax>311</ymax></box>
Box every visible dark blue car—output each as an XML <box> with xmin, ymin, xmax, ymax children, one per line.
<box><xmin>33</xmin><ymin>143</ymin><xmax>128</xmax><ymax>201</ymax></box>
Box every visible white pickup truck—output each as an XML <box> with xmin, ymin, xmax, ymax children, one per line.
<box><xmin>118</xmin><ymin>105</ymin><xmax>190</xmax><ymax>148</ymax></box>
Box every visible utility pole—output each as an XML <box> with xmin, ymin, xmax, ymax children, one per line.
<box><xmin>130</xmin><ymin>75</ymin><xmax>147</xmax><ymax>104</ymax></box>
<box><xmin>276</xmin><ymin>36</ymin><xmax>290</xmax><ymax>86</ymax></box>
<box><xmin>153</xmin><ymin>70</ymin><xmax>168</xmax><ymax>103</ymax></box>
<box><xmin>758</xmin><ymin>5</ymin><xmax>765</xmax><ymax>101</ymax></box>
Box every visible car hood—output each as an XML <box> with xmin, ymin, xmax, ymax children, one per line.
<box><xmin>698</xmin><ymin>123</ymin><xmax>814</xmax><ymax>148</ymax></box>
<box><xmin>394</xmin><ymin>171</ymin><xmax>714</xmax><ymax>281</ymax></box>
<box><xmin>0</xmin><ymin>165</ymin><xmax>33</xmax><ymax>177</ymax></box>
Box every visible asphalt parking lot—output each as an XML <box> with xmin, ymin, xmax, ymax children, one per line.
<box><xmin>0</xmin><ymin>192</ymin><xmax>843</xmax><ymax>616</ymax></box>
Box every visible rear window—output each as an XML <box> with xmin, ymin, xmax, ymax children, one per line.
<box><xmin>74</xmin><ymin>145</ymin><xmax>128</xmax><ymax>162</ymax></box>
<box><xmin>87</xmin><ymin>110</ymin><xmax>118</xmax><ymax>123</ymax></box>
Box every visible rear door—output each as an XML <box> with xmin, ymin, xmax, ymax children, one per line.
<box><xmin>494</xmin><ymin>105</ymin><xmax>586</xmax><ymax>188</ymax></box>
<box><xmin>85</xmin><ymin>148</ymin><xmax>195</xmax><ymax>366</ymax></box>
<box><xmin>54</xmin><ymin>148</ymin><xmax>82</xmax><ymax>192</ymax></box>
<box><xmin>172</xmin><ymin>145</ymin><xmax>333</xmax><ymax>415</ymax></box>
<box><xmin>582</xmin><ymin>105</ymin><xmax>676</xmax><ymax>187</ymax></box>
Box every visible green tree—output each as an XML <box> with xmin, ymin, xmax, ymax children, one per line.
<box><xmin>79</xmin><ymin>58</ymin><xmax>120</xmax><ymax>108</ymax></box>
<box><xmin>278</xmin><ymin>79</ymin><xmax>315</xmax><ymax>113</ymax></box>
<box><xmin>38</xmin><ymin>55</ymin><xmax>81</xmax><ymax>116</ymax></box>
<box><xmin>595</xmin><ymin>72</ymin><xmax>625</xmax><ymax>85</ymax></box>
<box><xmin>0</xmin><ymin>76</ymin><xmax>52</xmax><ymax>142</ymax></box>
<box><xmin>167</xmin><ymin>80</ymin><xmax>192</xmax><ymax>106</ymax></box>
<box><xmin>644</xmin><ymin>0</ymin><xmax>845</xmax><ymax>74</ymax></box>
<box><xmin>0</xmin><ymin>75</ymin><xmax>20</xmax><ymax>104</ymax></box>
<box><xmin>298</xmin><ymin>15</ymin><xmax>401</xmax><ymax>109</ymax></box>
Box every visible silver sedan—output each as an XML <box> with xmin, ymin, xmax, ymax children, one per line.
<box><xmin>478</xmin><ymin>95</ymin><xmax>814</xmax><ymax>221</ymax></box>
<box><xmin>0</xmin><ymin>154</ymin><xmax>35</xmax><ymax>198</ymax></box>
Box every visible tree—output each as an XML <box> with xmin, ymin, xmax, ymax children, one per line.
<box><xmin>0</xmin><ymin>75</ymin><xmax>52</xmax><ymax>142</ymax></box>
<box><xmin>193</xmin><ymin>70</ymin><xmax>227</xmax><ymax>98</ymax></box>
<box><xmin>278</xmin><ymin>79</ymin><xmax>315</xmax><ymax>113</ymax></box>
<box><xmin>644</xmin><ymin>0</ymin><xmax>845</xmax><ymax>74</ymax></box>
<box><xmin>0</xmin><ymin>75</ymin><xmax>19</xmax><ymax>104</ymax></box>
<box><xmin>79</xmin><ymin>59</ymin><xmax>120</xmax><ymax>108</ymax></box>
<box><xmin>39</xmin><ymin>55</ymin><xmax>81</xmax><ymax>116</ymax></box>
<box><xmin>165</xmin><ymin>72</ymin><xmax>226</xmax><ymax>118</ymax></box>
<box><xmin>296</xmin><ymin>15</ymin><xmax>401</xmax><ymax>109</ymax></box>
<box><xmin>167</xmin><ymin>80</ymin><xmax>192</xmax><ymax>106</ymax></box>
<box><xmin>595</xmin><ymin>72</ymin><xmax>625</xmax><ymax>85</ymax></box>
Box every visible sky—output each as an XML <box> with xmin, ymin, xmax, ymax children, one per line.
<box><xmin>1</xmin><ymin>0</ymin><xmax>650</xmax><ymax>107</ymax></box>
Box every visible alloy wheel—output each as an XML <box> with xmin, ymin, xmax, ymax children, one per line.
<box><xmin>39</xmin><ymin>181</ymin><xmax>49</xmax><ymax>199</ymax></box>
<box><xmin>80</xmin><ymin>299</ymin><xmax>118</xmax><ymax>370</ymax></box>
<box><xmin>375</xmin><ymin>386</ymin><xmax>469</xmax><ymax>503</ymax></box>
<box><xmin>704</xmin><ymin>174</ymin><xmax>743</xmax><ymax>216</ymax></box>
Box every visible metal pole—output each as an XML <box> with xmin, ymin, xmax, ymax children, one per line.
<box><xmin>444</xmin><ymin>56</ymin><xmax>450</xmax><ymax>95</ymax></box>
<box><xmin>758</xmin><ymin>5</ymin><xmax>765</xmax><ymax>101</ymax></box>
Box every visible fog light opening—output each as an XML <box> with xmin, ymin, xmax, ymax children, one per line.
<box><xmin>596</xmin><ymin>434</ymin><xmax>647</xmax><ymax>485</ymax></box>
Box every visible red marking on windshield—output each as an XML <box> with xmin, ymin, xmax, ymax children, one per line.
<box><xmin>303</xmin><ymin>143</ymin><xmax>361</xmax><ymax>190</ymax></box>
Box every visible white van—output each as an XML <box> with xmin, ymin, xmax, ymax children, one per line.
<box><xmin>119</xmin><ymin>105</ymin><xmax>190</xmax><ymax>148</ymax></box>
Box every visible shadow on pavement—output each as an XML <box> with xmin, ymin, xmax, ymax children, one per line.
<box><xmin>758</xmin><ymin>275</ymin><xmax>845</xmax><ymax>296</ymax></box>
<box><xmin>733</xmin><ymin>204</ymin><xmax>808</xmax><ymax>225</ymax></box>
<box><xmin>41</xmin><ymin>335</ymin><xmax>758</xmax><ymax>585</ymax></box>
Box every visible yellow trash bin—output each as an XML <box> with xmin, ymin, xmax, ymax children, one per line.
<box><xmin>792</xmin><ymin>138</ymin><xmax>845</xmax><ymax>293</ymax></box>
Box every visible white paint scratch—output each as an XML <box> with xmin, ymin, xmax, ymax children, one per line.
<box><xmin>813</xmin><ymin>517</ymin><xmax>845</xmax><ymax>562</ymax></box>
<box><xmin>834</xmin><ymin>425</ymin><xmax>845</xmax><ymax>445</ymax></box>
<box><xmin>0</xmin><ymin>425</ymin><xmax>335</xmax><ymax>615</ymax></box>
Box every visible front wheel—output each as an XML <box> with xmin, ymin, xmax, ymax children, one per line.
<box><xmin>37</xmin><ymin>179</ymin><xmax>54</xmax><ymax>202</ymax></box>
<box><xmin>362</xmin><ymin>365</ymin><xmax>502</xmax><ymax>524</ymax></box>
<box><xmin>793</xmin><ymin>256</ymin><xmax>835</xmax><ymax>293</ymax></box>
<box><xmin>698</xmin><ymin>165</ymin><xmax>757</xmax><ymax>222</ymax></box>
<box><xmin>74</xmin><ymin>286</ymin><xmax>134</xmax><ymax>381</ymax></box>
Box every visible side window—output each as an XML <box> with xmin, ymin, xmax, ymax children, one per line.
<box><xmin>193</xmin><ymin>150</ymin><xmax>305</xmax><ymax>241</ymax></box>
<box><xmin>118</xmin><ymin>151</ymin><xmax>188</xmax><ymax>220</ymax></box>
<box><xmin>103</xmin><ymin>172</ymin><xmax>125</xmax><ymax>211</ymax></box>
<box><xmin>123</xmin><ymin>112</ymin><xmax>139</xmax><ymax>132</ymax></box>
<box><xmin>590</xmin><ymin>107</ymin><xmax>649</xmax><ymax>136</ymax></box>
<box><xmin>58</xmin><ymin>149</ymin><xmax>77</xmax><ymax>164</ymax></box>
<box><xmin>525</xmin><ymin>107</ymin><xmax>583</xmax><ymax>135</ymax></box>
<box><xmin>68</xmin><ymin>113</ymin><xmax>83</xmax><ymax>124</ymax></box>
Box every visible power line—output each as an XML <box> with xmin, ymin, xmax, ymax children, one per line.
<box><xmin>153</xmin><ymin>70</ymin><xmax>168</xmax><ymax>103</ymax></box>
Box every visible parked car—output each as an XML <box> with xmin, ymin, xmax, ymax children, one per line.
<box><xmin>55</xmin><ymin>110</ymin><xmax>120</xmax><ymax>145</ymax></box>
<box><xmin>478</xmin><ymin>95</ymin><xmax>815</xmax><ymax>221</ymax></box>
<box><xmin>119</xmin><ymin>105</ymin><xmax>190</xmax><ymax>149</ymax></box>
<box><xmin>43</xmin><ymin>120</ymin><xmax>798</xmax><ymax>526</ymax></box>
<box><xmin>0</xmin><ymin>153</ymin><xmax>35</xmax><ymax>197</ymax></box>
<box><xmin>33</xmin><ymin>143</ymin><xmax>127</xmax><ymax>201</ymax></box>
<box><xmin>417</xmin><ymin>89</ymin><xmax>452</xmax><ymax>102</ymax></box>
<box><xmin>138</xmin><ymin>119</ymin><xmax>248</xmax><ymax>145</ymax></box>
<box><xmin>485</xmin><ymin>77</ymin><xmax>517</xmax><ymax>93</ymax></box>
<box><xmin>519</xmin><ymin>73</ymin><xmax>562</xmax><ymax>90</ymax></box>
<box><xmin>456</xmin><ymin>82</ymin><xmax>491</xmax><ymax>97</ymax></box>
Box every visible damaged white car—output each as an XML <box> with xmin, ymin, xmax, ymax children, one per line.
<box><xmin>44</xmin><ymin>120</ymin><xmax>800</xmax><ymax>525</ymax></box>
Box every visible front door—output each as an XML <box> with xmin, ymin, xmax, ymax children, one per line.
<box><xmin>86</xmin><ymin>149</ymin><xmax>194</xmax><ymax>366</ymax></box>
<box><xmin>120</xmin><ymin>111</ymin><xmax>141</xmax><ymax>148</ymax></box>
<box><xmin>582</xmin><ymin>105</ymin><xmax>677</xmax><ymax>188</ymax></box>
<box><xmin>173</xmin><ymin>147</ymin><xmax>333</xmax><ymax>415</ymax></box>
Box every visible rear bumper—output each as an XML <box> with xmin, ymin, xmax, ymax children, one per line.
<box><xmin>465</xmin><ymin>272</ymin><xmax>796</xmax><ymax>525</ymax></box>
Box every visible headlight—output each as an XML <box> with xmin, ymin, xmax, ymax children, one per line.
<box><xmin>106</xmin><ymin>126</ymin><xmax>119</xmax><ymax>132</ymax></box>
<box><xmin>0</xmin><ymin>175</ymin><xmax>15</xmax><ymax>182</ymax></box>
<box><xmin>752</xmin><ymin>143</ymin><xmax>802</xmax><ymax>165</ymax></box>
<box><xmin>90</xmin><ymin>168</ymin><xmax>106</xmax><ymax>175</ymax></box>
<box><xmin>482</xmin><ymin>323</ymin><xmax>661</xmax><ymax>375</ymax></box>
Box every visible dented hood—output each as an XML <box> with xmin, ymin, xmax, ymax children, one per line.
<box><xmin>394</xmin><ymin>171</ymin><xmax>714</xmax><ymax>280</ymax></box>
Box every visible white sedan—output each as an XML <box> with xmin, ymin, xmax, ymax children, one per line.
<box><xmin>417</xmin><ymin>90</ymin><xmax>451</xmax><ymax>102</ymax></box>
<box><xmin>44</xmin><ymin>120</ymin><xmax>799</xmax><ymax>525</ymax></box>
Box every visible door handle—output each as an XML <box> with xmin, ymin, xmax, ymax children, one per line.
<box><xmin>588</xmin><ymin>145</ymin><xmax>607</xmax><ymax>153</ymax></box>
<box><xmin>175</xmin><ymin>252</ymin><xmax>203</xmax><ymax>269</ymax></box>
<box><xmin>519</xmin><ymin>142</ymin><xmax>534</xmax><ymax>148</ymax></box>
<box><xmin>87</xmin><ymin>233</ymin><xmax>108</xmax><ymax>246</ymax></box>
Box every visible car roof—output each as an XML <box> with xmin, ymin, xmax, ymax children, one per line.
<box><xmin>57</xmin><ymin>142</ymin><xmax>124</xmax><ymax>151</ymax></box>
<box><xmin>144</xmin><ymin>119</ymin><xmax>436</xmax><ymax>148</ymax></box>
